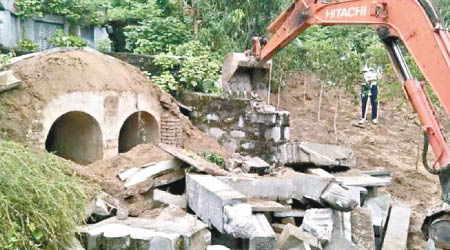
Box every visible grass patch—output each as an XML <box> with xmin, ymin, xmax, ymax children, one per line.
<box><xmin>0</xmin><ymin>140</ymin><xmax>88</xmax><ymax>249</ymax></box>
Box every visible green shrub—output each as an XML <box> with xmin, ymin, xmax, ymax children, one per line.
<box><xmin>16</xmin><ymin>39</ymin><xmax>39</xmax><ymax>52</ymax></box>
<box><xmin>49</xmin><ymin>29</ymin><xmax>87</xmax><ymax>48</ymax></box>
<box><xmin>0</xmin><ymin>140</ymin><xmax>88</xmax><ymax>249</ymax></box>
<box><xmin>96</xmin><ymin>38</ymin><xmax>113</xmax><ymax>53</ymax></box>
<box><xmin>201</xmin><ymin>152</ymin><xmax>226</xmax><ymax>168</ymax></box>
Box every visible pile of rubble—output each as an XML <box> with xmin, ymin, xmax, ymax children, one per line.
<box><xmin>76</xmin><ymin>142</ymin><xmax>411</xmax><ymax>250</ymax></box>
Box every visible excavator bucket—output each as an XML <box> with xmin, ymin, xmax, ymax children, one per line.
<box><xmin>221</xmin><ymin>53</ymin><xmax>272</xmax><ymax>97</ymax></box>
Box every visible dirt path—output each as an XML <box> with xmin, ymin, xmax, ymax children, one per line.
<box><xmin>274</xmin><ymin>73</ymin><xmax>449</xmax><ymax>249</ymax></box>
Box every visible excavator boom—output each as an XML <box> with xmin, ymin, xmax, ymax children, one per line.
<box><xmin>221</xmin><ymin>0</ymin><xmax>450</xmax><ymax>247</ymax></box>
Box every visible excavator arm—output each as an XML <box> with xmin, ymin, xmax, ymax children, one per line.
<box><xmin>243</xmin><ymin>0</ymin><xmax>450</xmax><ymax>247</ymax></box>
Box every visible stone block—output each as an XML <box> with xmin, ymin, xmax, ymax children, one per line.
<box><xmin>242</xmin><ymin>156</ymin><xmax>272</xmax><ymax>174</ymax></box>
<box><xmin>186</xmin><ymin>174</ymin><xmax>246</xmax><ymax>233</ymax></box>
<box><xmin>278</xmin><ymin>142</ymin><xmax>356</xmax><ymax>169</ymax></box>
<box><xmin>381</xmin><ymin>204</ymin><xmax>411</xmax><ymax>250</ymax></box>
<box><xmin>264</xmin><ymin>127</ymin><xmax>282</xmax><ymax>142</ymax></box>
<box><xmin>230</xmin><ymin>130</ymin><xmax>246</xmax><ymax>138</ymax></box>
<box><xmin>153</xmin><ymin>189</ymin><xmax>187</xmax><ymax>209</ymax></box>
<box><xmin>248</xmin><ymin>214</ymin><xmax>277</xmax><ymax>250</ymax></box>
<box><xmin>351</xmin><ymin>208</ymin><xmax>375</xmax><ymax>250</ymax></box>
<box><xmin>277</xmin><ymin>223</ymin><xmax>321</xmax><ymax>250</ymax></box>
<box><xmin>209</xmin><ymin>127</ymin><xmax>226</xmax><ymax>139</ymax></box>
<box><xmin>362</xmin><ymin>194</ymin><xmax>391</xmax><ymax>236</ymax></box>
<box><xmin>300</xmin><ymin>208</ymin><xmax>334</xmax><ymax>246</ymax></box>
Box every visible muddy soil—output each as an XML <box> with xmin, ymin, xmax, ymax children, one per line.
<box><xmin>273</xmin><ymin>72</ymin><xmax>450</xmax><ymax>249</ymax></box>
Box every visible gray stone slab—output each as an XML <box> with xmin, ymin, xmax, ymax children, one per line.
<box><xmin>336</xmin><ymin>174</ymin><xmax>391</xmax><ymax>188</ymax></box>
<box><xmin>300</xmin><ymin>208</ymin><xmax>334</xmax><ymax>247</ymax></box>
<box><xmin>0</xmin><ymin>70</ymin><xmax>21</xmax><ymax>93</ymax></box>
<box><xmin>351</xmin><ymin>208</ymin><xmax>375</xmax><ymax>250</ymax></box>
<box><xmin>320</xmin><ymin>183</ymin><xmax>359</xmax><ymax>211</ymax></box>
<box><xmin>381</xmin><ymin>204</ymin><xmax>411</xmax><ymax>250</ymax></box>
<box><xmin>279</xmin><ymin>142</ymin><xmax>356</xmax><ymax>168</ymax></box>
<box><xmin>362</xmin><ymin>194</ymin><xmax>391</xmax><ymax>236</ymax></box>
<box><xmin>306</xmin><ymin>168</ymin><xmax>336</xmax><ymax>179</ymax></box>
<box><xmin>242</xmin><ymin>156</ymin><xmax>272</xmax><ymax>174</ymax></box>
<box><xmin>186</xmin><ymin>174</ymin><xmax>246</xmax><ymax>233</ymax></box>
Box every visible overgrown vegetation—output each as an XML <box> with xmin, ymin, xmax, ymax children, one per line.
<box><xmin>201</xmin><ymin>151</ymin><xmax>226</xmax><ymax>168</ymax></box>
<box><xmin>0</xmin><ymin>140</ymin><xmax>88</xmax><ymax>249</ymax></box>
<box><xmin>49</xmin><ymin>29</ymin><xmax>87</xmax><ymax>48</ymax></box>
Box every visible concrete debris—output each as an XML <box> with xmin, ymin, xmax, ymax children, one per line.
<box><xmin>271</xmin><ymin>223</ymin><xmax>286</xmax><ymax>234</ymax></box>
<box><xmin>247</xmin><ymin>198</ymin><xmax>291</xmax><ymax>212</ymax></box>
<box><xmin>66</xmin><ymin>238</ymin><xmax>86</xmax><ymax>250</ymax></box>
<box><xmin>120</xmin><ymin>159</ymin><xmax>182</xmax><ymax>188</ymax></box>
<box><xmin>86</xmin><ymin>192</ymin><xmax>124</xmax><ymax>222</ymax></box>
<box><xmin>277</xmin><ymin>223</ymin><xmax>322</xmax><ymax>250</ymax></box>
<box><xmin>219</xmin><ymin>170</ymin><xmax>358</xmax><ymax>211</ymax></box>
<box><xmin>323</xmin><ymin>234</ymin><xmax>362</xmax><ymax>250</ymax></box>
<box><xmin>241</xmin><ymin>156</ymin><xmax>272</xmax><ymax>175</ymax></box>
<box><xmin>80</xmin><ymin>206</ymin><xmax>211</xmax><ymax>250</ymax></box>
<box><xmin>306</xmin><ymin>168</ymin><xmax>336</xmax><ymax>179</ymax></box>
<box><xmin>0</xmin><ymin>70</ymin><xmax>21</xmax><ymax>93</ymax></box>
<box><xmin>362</xmin><ymin>194</ymin><xmax>391</xmax><ymax>236</ymax></box>
<box><xmin>248</xmin><ymin>214</ymin><xmax>277</xmax><ymax>250</ymax></box>
<box><xmin>279</xmin><ymin>142</ymin><xmax>356</xmax><ymax>169</ymax></box>
<box><xmin>153</xmin><ymin>169</ymin><xmax>185</xmax><ymax>188</ymax></box>
<box><xmin>153</xmin><ymin>189</ymin><xmax>187</xmax><ymax>209</ymax></box>
<box><xmin>300</xmin><ymin>208</ymin><xmax>334</xmax><ymax>247</ymax></box>
<box><xmin>351</xmin><ymin>208</ymin><xmax>376</xmax><ymax>250</ymax></box>
<box><xmin>186</xmin><ymin>174</ymin><xmax>246</xmax><ymax>233</ymax></box>
<box><xmin>381</xmin><ymin>204</ymin><xmax>411</xmax><ymax>250</ymax></box>
<box><xmin>274</xmin><ymin>209</ymin><xmax>306</xmax><ymax>218</ymax></box>
<box><xmin>159</xmin><ymin>143</ymin><xmax>228</xmax><ymax>176</ymax></box>
<box><xmin>336</xmin><ymin>174</ymin><xmax>391</xmax><ymax>188</ymax></box>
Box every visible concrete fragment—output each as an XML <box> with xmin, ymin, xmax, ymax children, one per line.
<box><xmin>80</xmin><ymin>206</ymin><xmax>210</xmax><ymax>250</ymax></box>
<box><xmin>86</xmin><ymin>192</ymin><xmax>123</xmax><ymax>222</ymax></box>
<box><xmin>271</xmin><ymin>223</ymin><xmax>286</xmax><ymax>234</ymax></box>
<box><xmin>306</xmin><ymin>168</ymin><xmax>336</xmax><ymax>179</ymax></box>
<box><xmin>153</xmin><ymin>189</ymin><xmax>187</xmax><ymax>209</ymax></box>
<box><xmin>0</xmin><ymin>70</ymin><xmax>21</xmax><ymax>93</ymax></box>
<box><xmin>336</xmin><ymin>174</ymin><xmax>391</xmax><ymax>188</ymax></box>
<box><xmin>248</xmin><ymin>214</ymin><xmax>277</xmax><ymax>250</ymax></box>
<box><xmin>122</xmin><ymin>159</ymin><xmax>182</xmax><ymax>188</ymax></box>
<box><xmin>381</xmin><ymin>204</ymin><xmax>411</xmax><ymax>250</ymax></box>
<box><xmin>351</xmin><ymin>208</ymin><xmax>375</xmax><ymax>250</ymax></box>
<box><xmin>242</xmin><ymin>156</ymin><xmax>272</xmax><ymax>175</ymax></box>
<box><xmin>300</xmin><ymin>208</ymin><xmax>334</xmax><ymax>246</ymax></box>
<box><xmin>277</xmin><ymin>223</ymin><xmax>322</xmax><ymax>250</ymax></box>
<box><xmin>186</xmin><ymin>174</ymin><xmax>246</xmax><ymax>232</ymax></box>
<box><xmin>323</xmin><ymin>234</ymin><xmax>362</xmax><ymax>250</ymax></box>
<box><xmin>274</xmin><ymin>209</ymin><xmax>306</xmax><ymax>218</ymax></box>
<box><xmin>320</xmin><ymin>183</ymin><xmax>359</xmax><ymax>211</ymax></box>
<box><xmin>159</xmin><ymin>144</ymin><xmax>228</xmax><ymax>176</ymax></box>
<box><xmin>279</xmin><ymin>142</ymin><xmax>356</xmax><ymax>168</ymax></box>
<box><xmin>223</xmin><ymin>204</ymin><xmax>254</xmax><ymax>238</ymax></box>
<box><xmin>362</xmin><ymin>194</ymin><xmax>391</xmax><ymax>236</ymax></box>
<box><xmin>153</xmin><ymin>169</ymin><xmax>185</xmax><ymax>187</ymax></box>
<box><xmin>247</xmin><ymin>199</ymin><xmax>291</xmax><ymax>212</ymax></box>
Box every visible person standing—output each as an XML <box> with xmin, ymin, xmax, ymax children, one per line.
<box><xmin>359</xmin><ymin>66</ymin><xmax>379</xmax><ymax>124</ymax></box>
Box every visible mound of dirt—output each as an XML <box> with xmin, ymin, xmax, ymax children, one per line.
<box><xmin>274</xmin><ymin>72</ymin><xmax>450</xmax><ymax>249</ymax></box>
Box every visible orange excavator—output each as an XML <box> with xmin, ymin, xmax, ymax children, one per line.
<box><xmin>222</xmin><ymin>0</ymin><xmax>450</xmax><ymax>247</ymax></box>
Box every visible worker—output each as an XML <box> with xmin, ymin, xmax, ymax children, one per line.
<box><xmin>359</xmin><ymin>66</ymin><xmax>379</xmax><ymax>125</ymax></box>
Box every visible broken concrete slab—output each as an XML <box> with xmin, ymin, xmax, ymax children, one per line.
<box><xmin>0</xmin><ymin>70</ymin><xmax>21</xmax><ymax>93</ymax></box>
<box><xmin>186</xmin><ymin>174</ymin><xmax>246</xmax><ymax>233</ymax></box>
<box><xmin>122</xmin><ymin>159</ymin><xmax>183</xmax><ymax>188</ymax></box>
<box><xmin>381</xmin><ymin>204</ymin><xmax>411</xmax><ymax>250</ymax></box>
<box><xmin>153</xmin><ymin>189</ymin><xmax>187</xmax><ymax>209</ymax></box>
<box><xmin>351</xmin><ymin>208</ymin><xmax>375</xmax><ymax>250</ymax></box>
<box><xmin>277</xmin><ymin>223</ymin><xmax>322</xmax><ymax>250</ymax></box>
<box><xmin>362</xmin><ymin>194</ymin><xmax>391</xmax><ymax>236</ymax></box>
<box><xmin>300</xmin><ymin>208</ymin><xmax>334</xmax><ymax>247</ymax></box>
<box><xmin>159</xmin><ymin>143</ymin><xmax>228</xmax><ymax>176</ymax></box>
<box><xmin>80</xmin><ymin>206</ymin><xmax>211</xmax><ymax>250</ymax></box>
<box><xmin>247</xmin><ymin>199</ymin><xmax>291</xmax><ymax>212</ymax></box>
<box><xmin>323</xmin><ymin>234</ymin><xmax>363</xmax><ymax>250</ymax></box>
<box><xmin>279</xmin><ymin>142</ymin><xmax>356</xmax><ymax>168</ymax></box>
<box><xmin>86</xmin><ymin>192</ymin><xmax>125</xmax><ymax>222</ymax></box>
<box><xmin>218</xmin><ymin>171</ymin><xmax>358</xmax><ymax>211</ymax></box>
<box><xmin>241</xmin><ymin>156</ymin><xmax>272</xmax><ymax>175</ymax></box>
